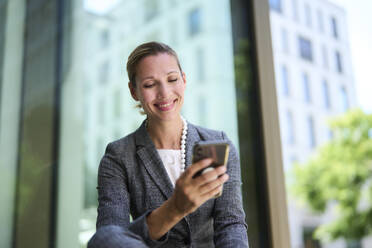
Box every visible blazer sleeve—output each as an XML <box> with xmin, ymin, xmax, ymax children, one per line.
<box><xmin>213</xmin><ymin>132</ymin><xmax>249</xmax><ymax>248</ymax></box>
<box><xmin>96</xmin><ymin>142</ymin><xmax>169</xmax><ymax>247</ymax></box>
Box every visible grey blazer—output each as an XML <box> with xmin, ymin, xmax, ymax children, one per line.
<box><xmin>96</xmin><ymin>120</ymin><xmax>249</xmax><ymax>247</ymax></box>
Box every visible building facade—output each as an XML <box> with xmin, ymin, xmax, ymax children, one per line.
<box><xmin>269</xmin><ymin>0</ymin><xmax>372</xmax><ymax>247</ymax></box>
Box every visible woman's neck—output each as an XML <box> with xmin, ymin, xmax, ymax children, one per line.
<box><xmin>146</xmin><ymin>116</ymin><xmax>184</xmax><ymax>149</ymax></box>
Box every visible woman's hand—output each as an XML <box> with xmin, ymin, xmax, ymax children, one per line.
<box><xmin>146</xmin><ymin>158</ymin><xmax>229</xmax><ymax>240</ymax></box>
<box><xmin>170</xmin><ymin>158</ymin><xmax>229</xmax><ymax>216</ymax></box>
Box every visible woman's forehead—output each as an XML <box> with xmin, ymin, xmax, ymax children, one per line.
<box><xmin>136</xmin><ymin>53</ymin><xmax>180</xmax><ymax>79</ymax></box>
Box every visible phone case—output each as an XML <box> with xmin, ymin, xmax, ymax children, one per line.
<box><xmin>192</xmin><ymin>142</ymin><xmax>230</xmax><ymax>178</ymax></box>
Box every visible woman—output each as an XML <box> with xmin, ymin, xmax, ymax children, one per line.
<box><xmin>88</xmin><ymin>42</ymin><xmax>249</xmax><ymax>248</ymax></box>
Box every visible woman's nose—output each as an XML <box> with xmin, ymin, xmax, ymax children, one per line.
<box><xmin>157</xmin><ymin>83</ymin><xmax>170</xmax><ymax>99</ymax></box>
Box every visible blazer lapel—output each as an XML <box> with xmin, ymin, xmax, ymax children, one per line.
<box><xmin>135</xmin><ymin>121</ymin><xmax>174</xmax><ymax>199</ymax></box>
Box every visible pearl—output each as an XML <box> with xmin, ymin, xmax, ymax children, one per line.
<box><xmin>180</xmin><ymin>116</ymin><xmax>187</xmax><ymax>172</ymax></box>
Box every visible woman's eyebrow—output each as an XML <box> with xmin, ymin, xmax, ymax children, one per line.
<box><xmin>141</xmin><ymin>76</ymin><xmax>155</xmax><ymax>81</ymax></box>
<box><xmin>167</xmin><ymin>70</ymin><xmax>178</xmax><ymax>75</ymax></box>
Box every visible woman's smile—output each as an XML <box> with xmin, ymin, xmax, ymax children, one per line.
<box><xmin>155</xmin><ymin>99</ymin><xmax>178</xmax><ymax>111</ymax></box>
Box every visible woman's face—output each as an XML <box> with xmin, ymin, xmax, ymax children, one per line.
<box><xmin>129</xmin><ymin>53</ymin><xmax>186</xmax><ymax>123</ymax></box>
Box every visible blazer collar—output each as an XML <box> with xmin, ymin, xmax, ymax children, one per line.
<box><xmin>134</xmin><ymin>120</ymin><xmax>201</xmax><ymax>198</ymax></box>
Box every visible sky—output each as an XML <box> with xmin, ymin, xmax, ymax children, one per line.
<box><xmin>328</xmin><ymin>0</ymin><xmax>372</xmax><ymax>113</ymax></box>
<box><xmin>84</xmin><ymin>0</ymin><xmax>372</xmax><ymax>113</ymax></box>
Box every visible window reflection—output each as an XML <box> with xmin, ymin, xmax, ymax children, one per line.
<box><xmin>59</xmin><ymin>0</ymin><xmax>245</xmax><ymax>246</ymax></box>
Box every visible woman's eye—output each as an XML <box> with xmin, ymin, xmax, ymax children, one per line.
<box><xmin>169</xmin><ymin>78</ymin><xmax>177</xmax><ymax>82</ymax></box>
<box><xmin>144</xmin><ymin>84</ymin><xmax>155</xmax><ymax>88</ymax></box>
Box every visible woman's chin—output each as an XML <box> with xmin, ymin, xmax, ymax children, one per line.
<box><xmin>148</xmin><ymin>111</ymin><xmax>181</xmax><ymax>123</ymax></box>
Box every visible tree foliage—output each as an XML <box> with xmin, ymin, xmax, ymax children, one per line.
<box><xmin>291</xmin><ymin>109</ymin><xmax>372</xmax><ymax>241</ymax></box>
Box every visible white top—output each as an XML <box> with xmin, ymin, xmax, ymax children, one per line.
<box><xmin>157</xmin><ymin>149</ymin><xmax>182</xmax><ymax>187</ymax></box>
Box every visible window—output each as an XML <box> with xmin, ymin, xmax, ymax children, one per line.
<box><xmin>331</xmin><ymin>16</ymin><xmax>339</xmax><ymax>39</ymax></box>
<box><xmin>98</xmin><ymin>98</ymin><xmax>105</xmax><ymax>126</ymax></box>
<box><xmin>304</xmin><ymin>3</ymin><xmax>312</xmax><ymax>28</ymax></box>
<box><xmin>316</xmin><ymin>9</ymin><xmax>324</xmax><ymax>32</ymax></box>
<box><xmin>198</xmin><ymin>96</ymin><xmax>207</xmax><ymax>126</ymax></box>
<box><xmin>281</xmin><ymin>65</ymin><xmax>290</xmax><ymax>96</ymax></box>
<box><xmin>298</xmin><ymin>36</ymin><xmax>313</xmax><ymax>62</ymax></box>
<box><xmin>307</xmin><ymin>116</ymin><xmax>316</xmax><ymax>148</ymax></box>
<box><xmin>269</xmin><ymin>0</ymin><xmax>282</xmax><ymax>13</ymax></box>
<box><xmin>189</xmin><ymin>8</ymin><xmax>201</xmax><ymax>36</ymax></box>
<box><xmin>169</xmin><ymin>0</ymin><xmax>179</xmax><ymax>7</ymax></box>
<box><xmin>99</xmin><ymin>61</ymin><xmax>109</xmax><ymax>84</ymax></box>
<box><xmin>335</xmin><ymin>50</ymin><xmax>343</xmax><ymax>73</ymax></box>
<box><xmin>196</xmin><ymin>47</ymin><xmax>205</xmax><ymax>81</ymax></box>
<box><xmin>321</xmin><ymin>44</ymin><xmax>328</xmax><ymax>69</ymax></box>
<box><xmin>286</xmin><ymin>110</ymin><xmax>295</xmax><ymax>144</ymax></box>
<box><xmin>96</xmin><ymin>137</ymin><xmax>105</xmax><ymax>165</ymax></box>
<box><xmin>144</xmin><ymin>0</ymin><xmax>159</xmax><ymax>22</ymax></box>
<box><xmin>100</xmin><ymin>29</ymin><xmax>109</xmax><ymax>49</ymax></box>
<box><xmin>292</xmin><ymin>0</ymin><xmax>298</xmax><ymax>20</ymax></box>
<box><xmin>113</xmin><ymin>89</ymin><xmax>121</xmax><ymax>118</ymax></box>
<box><xmin>322</xmin><ymin>80</ymin><xmax>331</xmax><ymax>109</ymax></box>
<box><xmin>169</xmin><ymin>20</ymin><xmax>178</xmax><ymax>46</ymax></box>
<box><xmin>281</xmin><ymin>27</ymin><xmax>289</xmax><ymax>53</ymax></box>
<box><xmin>302</xmin><ymin>73</ymin><xmax>311</xmax><ymax>103</ymax></box>
<box><xmin>340</xmin><ymin>86</ymin><xmax>349</xmax><ymax>111</ymax></box>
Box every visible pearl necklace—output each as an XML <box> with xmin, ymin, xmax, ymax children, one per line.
<box><xmin>180</xmin><ymin>116</ymin><xmax>187</xmax><ymax>172</ymax></box>
<box><xmin>146</xmin><ymin>116</ymin><xmax>188</xmax><ymax>172</ymax></box>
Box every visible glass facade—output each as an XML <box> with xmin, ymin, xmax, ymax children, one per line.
<box><xmin>1</xmin><ymin>0</ymin><xmax>286</xmax><ymax>247</ymax></box>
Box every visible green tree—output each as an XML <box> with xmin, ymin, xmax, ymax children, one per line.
<box><xmin>291</xmin><ymin>109</ymin><xmax>372</xmax><ymax>242</ymax></box>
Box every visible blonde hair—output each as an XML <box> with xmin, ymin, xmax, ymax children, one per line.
<box><xmin>126</xmin><ymin>41</ymin><xmax>182</xmax><ymax>87</ymax></box>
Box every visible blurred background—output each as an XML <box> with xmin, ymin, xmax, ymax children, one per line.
<box><xmin>0</xmin><ymin>0</ymin><xmax>371</xmax><ymax>247</ymax></box>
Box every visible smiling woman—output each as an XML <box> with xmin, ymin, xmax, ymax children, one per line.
<box><xmin>87</xmin><ymin>42</ymin><xmax>249</xmax><ymax>248</ymax></box>
<box><xmin>127</xmin><ymin>45</ymin><xmax>187</xmax><ymax>125</ymax></box>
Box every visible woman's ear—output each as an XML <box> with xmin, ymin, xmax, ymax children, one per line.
<box><xmin>128</xmin><ymin>82</ymin><xmax>139</xmax><ymax>101</ymax></box>
<box><xmin>182</xmin><ymin>72</ymin><xmax>187</xmax><ymax>86</ymax></box>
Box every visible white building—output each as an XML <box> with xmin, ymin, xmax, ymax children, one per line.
<box><xmin>269</xmin><ymin>0</ymin><xmax>372</xmax><ymax>247</ymax></box>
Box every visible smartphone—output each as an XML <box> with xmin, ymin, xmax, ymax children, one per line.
<box><xmin>192</xmin><ymin>141</ymin><xmax>230</xmax><ymax>178</ymax></box>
